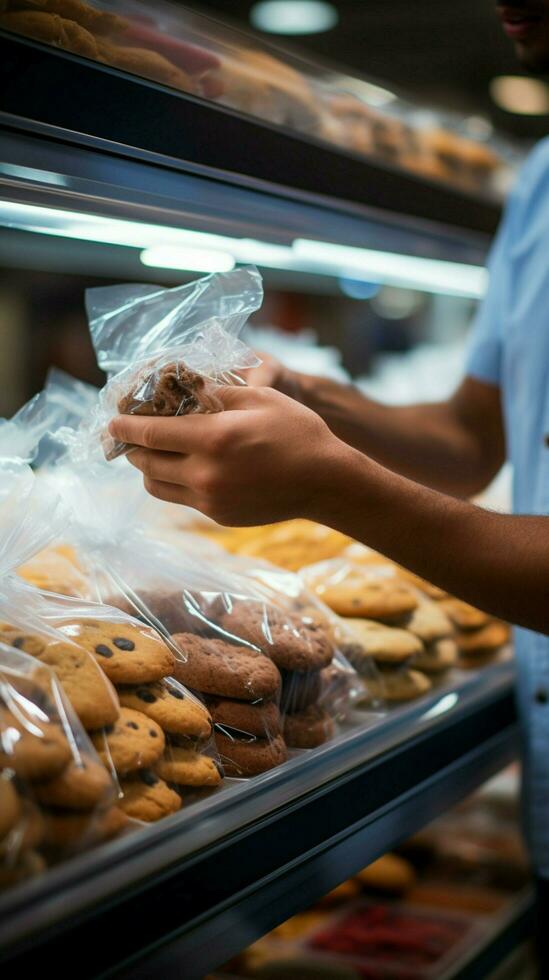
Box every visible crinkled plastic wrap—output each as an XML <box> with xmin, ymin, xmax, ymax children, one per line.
<box><xmin>0</xmin><ymin>466</ymin><xmax>220</xmax><ymax>820</ymax></box>
<box><xmin>46</xmin><ymin>462</ymin><xmax>361</xmax><ymax>776</ymax></box>
<box><xmin>0</xmin><ymin>644</ymin><xmax>124</xmax><ymax>892</ymax></box>
<box><xmin>81</xmin><ymin>266</ymin><xmax>263</xmax><ymax>460</ymax></box>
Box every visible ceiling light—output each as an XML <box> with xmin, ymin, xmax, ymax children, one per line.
<box><xmin>490</xmin><ymin>75</ymin><xmax>549</xmax><ymax>115</ymax></box>
<box><xmin>140</xmin><ymin>246</ymin><xmax>235</xmax><ymax>273</ymax></box>
<box><xmin>250</xmin><ymin>1</ymin><xmax>338</xmax><ymax>35</ymax></box>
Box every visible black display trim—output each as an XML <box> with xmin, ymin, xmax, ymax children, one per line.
<box><xmin>0</xmin><ymin>682</ymin><xmax>517</xmax><ymax>979</ymax></box>
<box><xmin>0</xmin><ymin>32</ymin><xmax>501</xmax><ymax>236</ymax></box>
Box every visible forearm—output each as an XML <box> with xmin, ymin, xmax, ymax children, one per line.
<box><xmin>296</xmin><ymin>373</ymin><xmax>500</xmax><ymax>498</ymax></box>
<box><xmin>314</xmin><ymin>444</ymin><xmax>549</xmax><ymax>634</ymax></box>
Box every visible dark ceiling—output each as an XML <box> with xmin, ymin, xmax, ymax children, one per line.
<box><xmin>182</xmin><ymin>0</ymin><xmax>549</xmax><ymax>143</ymax></box>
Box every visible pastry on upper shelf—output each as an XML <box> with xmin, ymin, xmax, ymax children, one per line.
<box><xmin>96</xmin><ymin>41</ymin><xmax>195</xmax><ymax>94</ymax></box>
<box><xmin>9</xmin><ymin>0</ymin><xmax>128</xmax><ymax>36</ymax></box>
<box><xmin>0</xmin><ymin>9</ymin><xmax>101</xmax><ymax>58</ymax></box>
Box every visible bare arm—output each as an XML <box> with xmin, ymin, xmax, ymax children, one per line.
<box><xmin>248</xmin><ymin>358</ymin><xmax>505</xmax><ymax>498</ymax></box>
<box><xmin>110</xmin><ymin>388</ymin><xmax>548</xmax><ymax>635</ymax></box>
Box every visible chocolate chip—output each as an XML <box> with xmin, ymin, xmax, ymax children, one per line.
<box><xmin>126</xmin><ymin>721</ymin><xmax>139</xmax><ymax>730</ymax></box>
<box><xmin>149</xmin><ymin>730</ymin><xmax>158</xmax><ymax>738</ymax></box>
<box><xmin>95</xmin><ymin>644</ymin><xmax>113</xmax><ymax>658</ymax></box>
<box><xmin>137</xmin><ymin>688</ymin><xmax>157</xmax><ymax>704</ymax></box>
<box><xmin>104</xmin><ymin>724</ymin><xmax>115</xmax><ymax>735</ymax></box>
<box><xmin>113</xmin><ymin>637</ymin><xmax>135</xmax><ymax>651</ymax></box>
<box><xmin>170</xmin><ymin>688</ymin><xmax>184</xmax><ymax>700</ymax></box>
<box><xmin>351</xmin><ymin>598</ymin><xmax>361</xmax><ymax>607</ymax></box>
<box><xmin>139</xmin><ymin>770</ymin><xmax>159</xmax><ymax>787</ymax></box>
<box><xmin>12</xmin><ymin>637</ymin><xmax>24</xmax><ymax>649</ymax></box>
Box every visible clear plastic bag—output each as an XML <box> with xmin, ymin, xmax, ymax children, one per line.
<box><xmin>82</xmin><ymin>266</ymin><xmax>263</xmax><ymax>460</ymax></box>
<box><xmin>0</xmin><ymin>464</ymin><xmax>219</xmax><ymax>818</ymax></box>
<box><xmin>45</xmin><ymin>460</ymin><xmax>363</xmax><ymax>775</ymax></box>
<box><xmin>0</xmin><ymin>643</ymin><xmax>124</xmax><ymax>892</ymax></box>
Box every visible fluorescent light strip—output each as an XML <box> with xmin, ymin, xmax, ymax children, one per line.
<box><xmin>293</xmin><ymin>238</ymin><xmax>488</xmax><ymax>298</ymax></box>
<box><xmin>0</xmin><ymin>201</ymin><xmax>487</xmax><ymax>298</ymax></box>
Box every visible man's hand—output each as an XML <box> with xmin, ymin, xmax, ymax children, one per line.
<box><xmin>109</xmin><ymin>386</ymin><xmax>348</xmax><ymax>526</ymax></box>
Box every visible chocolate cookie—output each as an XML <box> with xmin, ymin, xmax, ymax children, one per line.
<box><xmin>91</xmin><ymin>707</ymin><xmax>165</xmax><ymax>774</ymax></box>
<box><xmin>172</xmin><ymin>633</ymin><xmax>281</xmax><ymax>701</ymax></box>
<box><xmin>0</xmin><ymin>776</ymin><xmax>20</xmax><ymax>841</ymax></box>
<box><xmin>155</xmin><ymin>746</ymin><xmax>223</xmax><ymax>787</ymax></box>
<box><xmin>43</xmin><ymin>806</ymin><xmax>129</xmax><ymax>850</ymax></box>
<box><xmin>0</xmin><ymin>706</ymin><xmax>71</xmax><ymax>780</ymax></box>
<box><xmin>106</xmin><ymin>590</ymin><xmax>195</xmax><ymax>635</ymax></box>
<box><xmin>56</xmin><ymin>619</ymin><xmax>175</xmax><ymax>685</ymax></box>
<box><xmin>105</xmin><ymin>360</ymin><xmax>220</xmax><ymax>460</ymax></box>
<box><xmin>118</xmin><ymin>678</ymin><xmax>212</xmax><ymax>740</ymax></box>
<box><xmin>280</xmin><ymin>669</ymin><xmax>321</xmax><ymax>714</ymax></box>
<box><xmin>220</xmin><ymin>602</ymin><xmax>332</xmax><ymax>672</ymax></box>
<box><xmin>37</xmin><ymin>641</ymin><xmax>120</xmax><ymax>730</ymax></box>
<box><xmin>206</xmin><ymin>696</ymin><xmax>281</xmax><ymax>738</ymax></box>
<box><xmin>34</xmin><ymin>754</ymin><xmax>114</xmax><ymax>810</ymax></box>
<box><xmin>283</xmin><ymin>704</ymin><xmax>335</xmax><ymax>749</ymax></box>
<box><xmin>215</xmin><ymin>732</ymin><xmax>287</xmax><ymax>777</ymax></box>
<box><xmin>118</xmin><ymin>770</ymin><xmax>182</xmax><ymax>822</ymax></box>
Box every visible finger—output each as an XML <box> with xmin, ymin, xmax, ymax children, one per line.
<box><xmin>109</xmin><ymin>412</ymin><xmax>225</xmax><ymax>453</ymax></box>
<box><xmin>142</xmin><ymin>475</ymin><xmax>196</xmax><ymax>507</ymax></box>
<box><xmin>128</xmin><ymin>448</ymin><xmax>186</xmax><ymax>485</ymax></box>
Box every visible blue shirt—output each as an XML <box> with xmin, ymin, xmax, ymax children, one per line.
<box><xmin>467</xmin><ymin>137</ymin><xmax>549</xmax><ymax>876</ymax></box>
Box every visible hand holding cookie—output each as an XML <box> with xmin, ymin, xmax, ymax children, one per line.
<box><xmin>110</xmin><ymin>384</ymin><xmax>351</xmax><ymax>526</ymax></box>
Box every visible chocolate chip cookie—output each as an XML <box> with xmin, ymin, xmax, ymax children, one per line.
<box><xmin>283</xmin><ymin>704</ymin><xmax>335</xmax><ymax>749</ymax></box>
<box><xmin>0</xmin><ymin>705</ymin><xmax>71</xmax><ymax>780</ymax></box>
<box><xmin>172</xmin><ymin>633</ymin><xmax>281</xmax><ymax>701</ymax></box>
<box><xmin>56</xmin><ymin>619</ymin><xmax>175</xmax><ymax>685</ymax></box>
<box><xmin>118</xmin><ymin>678</ymin><xmax>212</xmax><ymax>740</ymax></box>
<box><xmin>219</xmin><ymin>602</ymin><xmax>333</xmax><ymax>672</ymax></box>
<box><xmin>118</xmin><ymin>770</ymin><xmax>182</xmax><ymax>822</ymax></box>
<box><xmin>155</xmin><ymin>746</ymin><xmax>223</xmax><ymax>787</ymax></box>
<box><xmin>34</xmin><ymin>754</ymin><xmax>114</xmax><ymax>810</ymax></box>
<box><xmin>91</xmin><ymin>707</ymin><xmax>165</xmax><ymax>774</ymax></box>
<box><xmin>37</xmin><ymin>641</ymin><xmax>120</xmax><ymax>730</ymax></box>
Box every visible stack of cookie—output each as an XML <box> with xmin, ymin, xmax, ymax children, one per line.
<box><xmin>0</xmin><ymin>652</ymin><xmax>125</xmax><ymax>890</ymax></box>
<box><xmin>217</xmin><ymin>600</ymin><xmax>337</xmax><ymax>751</ymax></box>
<box><xmin>1</xmin><ymin>615</ymin><xmax>220</xmax><ymax>823</ymax></box>
<box><xmin>438</xmin><ymin>599</ymin><xmax>510</xmax><ymax>670</ymax></box>
<box><xmin>171</xmin><ymin>631</ymin><xmax>287</xmax><ymax>777</ymax></box>
<box><xmin>304</xmin><ymin>563</ymin><xmax>435</xmax><ymax>704</ymax></box>
<box><xmin>53</xmin><ymin>617</ymin><xmax>221</xmax><ymax>820</ymax></box>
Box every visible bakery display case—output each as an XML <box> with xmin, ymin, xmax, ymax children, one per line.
<box><xmin>0</xmin><ymin>5</ymin><xmax>524</xmax><ymax>976</ymax></box>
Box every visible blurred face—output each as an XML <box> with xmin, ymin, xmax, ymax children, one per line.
<box><xmin>497</xmin><ymin>2</ymin><xmax>549</xmax><ymax>71</ymax></box>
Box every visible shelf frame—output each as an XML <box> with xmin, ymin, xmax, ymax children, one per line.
<box><xmin>0</xmin><ymin>664</ymin><xmax>518</xmax><ymax>979</ymax></box>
